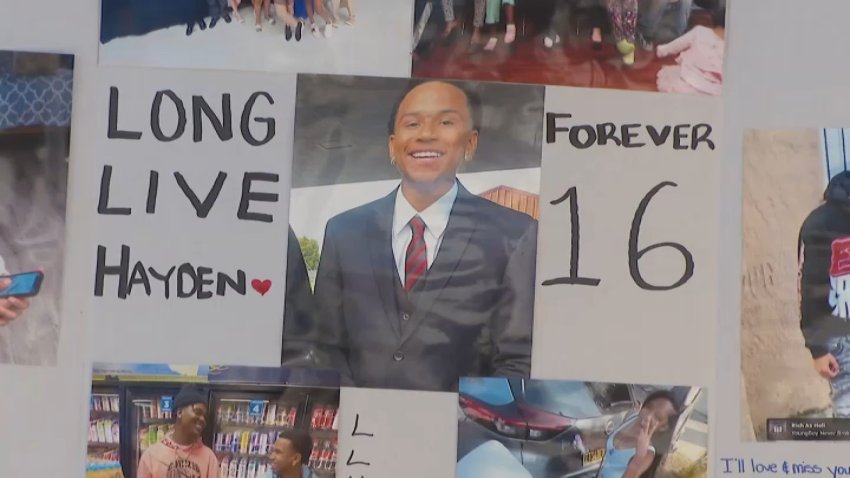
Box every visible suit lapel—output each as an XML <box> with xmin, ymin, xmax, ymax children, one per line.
<box><xmin>400</xmin><ymin>184</ymin><xmax>479</xmax><ymax>344</ymax></box>
<box><xmin>368</xmin><ymin>188</ymin><xmax>403</xmax><ymax>340</ymax></box>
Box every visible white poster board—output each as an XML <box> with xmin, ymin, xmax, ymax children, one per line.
<box><xmin>532</xmin><ymin>86</ymin><xmax>720</xmax><ymax>389</ymax></box>
<box><xmin>90</xmin><ymin>67</ymin><xmax>295</xmax><ymax>366</ymax></box>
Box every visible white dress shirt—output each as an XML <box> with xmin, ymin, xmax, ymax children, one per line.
<box><xmin>392</xmin><ymin>182</ymin><xmax>459</xmax><ymax>284</ymax></box>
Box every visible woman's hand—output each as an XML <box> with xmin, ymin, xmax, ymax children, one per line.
<box><xmin>636</xmin><ymin>415</ymin><xmax>659</xmax><ymax>458</ymax></box>
<box><xmin>0</xmin><ymin>278</ymin><xmax>30</xmax><ymax>325</ymax></box>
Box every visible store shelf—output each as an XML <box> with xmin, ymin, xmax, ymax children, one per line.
<box><xmin>308</xmin><ymin>428</ymin><xmax>337</xmax><ymax>434</ymax></box>
<box><xmin>88</xmin><ymin>441</ymin><xmax>120</xmax><ymax>448</ymax></box>
<box><xmin>141</xmin><ymin>418</ymin><xmax>174</xmax><ymax>425</ymax></box>
<box><xmin>214</xmin><ymin>450</ymin><xmax>271</xmax><ymax>460</ymax></box>
<box><xmin>217</xmin><ymin>422</ymin><xmax>295</xmax><ymax>431</ymax></box>
<box><xmin>89</xmin><ymin>410</ymin><xmax>120</xmax><ymax>418</ymax></box>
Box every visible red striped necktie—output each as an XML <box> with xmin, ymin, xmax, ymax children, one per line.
<box><xmin>405</xmin><ymin>215</ymin><xmax>427</xmax><ymax>290</ymax></box>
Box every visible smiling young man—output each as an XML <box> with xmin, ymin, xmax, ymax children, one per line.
<box><xmin>261</xmin><ymin>430</ymin><xmax>316</xmax><ymax>478</ymax></box>
<box><xmin>137</xmin><ymin>385</ymin><xmax>219</xmax><ymax>478</ymax></box>
<box><xmin>310</xmin><ymin>79</ymin><xmax>538</xmax><ymax>392</ymax></box>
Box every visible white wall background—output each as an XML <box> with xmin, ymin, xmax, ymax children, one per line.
<box><xmin>719</xmin><ymin>0</ymin><xmax>850</xmax><ymax>471</ymax></box>
<box><xmin>4</xmin><ymin>0</ymin><xmax>850</xmax><ymax>477</ymax></box>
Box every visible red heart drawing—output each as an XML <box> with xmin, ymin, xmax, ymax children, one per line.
<box><xmin>251</xmin><ymin>279</ymin><xmax>272</xmax><ymax>296</ymax></box>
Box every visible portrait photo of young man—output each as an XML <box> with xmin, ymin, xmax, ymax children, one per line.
<box><xmin>284</xmin><ymin>74</ymin><xmax>544</xmax><ymax>392</ymax></box>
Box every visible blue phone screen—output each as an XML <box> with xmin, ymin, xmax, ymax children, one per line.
<box><xmin>0</xmin><ymin>273</ymin><xmax>40</xmax><ymax>296</ymax></box>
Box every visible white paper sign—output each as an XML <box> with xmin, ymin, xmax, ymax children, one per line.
<box><xmin>336</xmin><ymin>388</ymin><xmax>457</xmax><ymax>478</ymax></box>
<box><xmin>90</xmin><ymin>68</ymin><xmax>295</xmax><ymax>366</ymax></box>
<box><xmin>531</xmin><ymin>86</ymin><xmax>720</xmax><ymax>388</ymax></box>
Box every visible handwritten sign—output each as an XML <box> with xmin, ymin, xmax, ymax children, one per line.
<box><xmin>89</xmin><ymin>68</ymin><xmax>295</xmax><ymax>366</ymax></box>
<box><xmin>531</xmin><ymin>86</ymin><xmax>720</xmax><ymax>387</ymax></box>
<box><xmin>336</xmin><ymin>388</ymin><xmax>456</xmax><ymax>478</ymax></box>
<box><xmin>718</xmin><ymin>456</ymin><xmax>850</xmax><ymax>477</ymax></box>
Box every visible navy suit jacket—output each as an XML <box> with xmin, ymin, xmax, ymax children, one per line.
<box><xmin>311</xmin><ymin>182</ymin><xmax>537</xmax><ymax>392</ymax></box>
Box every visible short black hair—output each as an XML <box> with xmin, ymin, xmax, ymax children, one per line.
<box><xmin>386</xmin><ymin>79</ymin><xmax>482</xmax><ymax>135</ymax></box>
<box><xmin>277</xmin><ymin>429</ymin><xmax>313</xmax><ymax>466</ymax></box>
<box><xmin>642</xmin><ymin>390</ymin><xmax>680</xmax><ymax>427</ymax></box>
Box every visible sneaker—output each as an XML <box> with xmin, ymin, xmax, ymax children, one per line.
<box><xmin>323</xmin><ymin>24</ymin><xmax>332</xmax><ymax>38</ymax></box>
<box><xmin>311</xmin><ymin>23</ymin><xmax>319</xmax><ymax>38</ymax></box>
<box><xmin>285</xmin><ymin>25</ymin><xmax>292</xmax><ymax>41</ymax></box>
<box><xmin>544</xmin><ymin>34</ymin><xmax>560</xmax><ymax>49</ymax></box>
<box><xmin>484</xmin><ymin>36</ymin><xmax>498</xmax><ymax>51</ymax></box>
<box><xmin>295</xmin><ymin>22</ymin><xmax>303</xmax><ymax>41</ymax></box>
<box><xmin>504</xmin><ymin>23</ymin><xmax>516</xmax><ymax>44</ymax></box>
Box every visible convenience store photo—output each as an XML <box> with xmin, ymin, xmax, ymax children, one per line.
<box><xmin>86</xmin><ymin>363</ymin><xmax>340</xmax><ymax>478</ymax></box>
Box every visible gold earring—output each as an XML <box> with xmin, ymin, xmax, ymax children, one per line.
<box><xmin>390</xmin><ymin>156</ymin><xmax>396</xmax><ymax>165</ymax></box>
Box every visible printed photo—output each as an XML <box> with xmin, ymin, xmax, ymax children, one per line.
<box><xmin>85</xmin><ymin>363</ymin><xmax>340</xmax><ymax>478</ymax></box>
<box><xmin>741</xmin><ymin>129</ymin><xmax>850</xmax><ymax>442</ymax></box>
<box><xmin>281</xmin><ymin>73</ymin><xmax>544</xmax><ymax>392</ymax></box>
<box><xmin>0</xmin><ymin>50</ymin><xmax>74</xmax><ymax>366</ymax></box>
<box><xmin>456</xmin><ymin>377</ymin><xmax>707</xmax><ymax>478</ymax></box>
<box><xmin>98</xmin><ymin>0</ymin><xmax>412</xmax><ymax>76</ymax></box>
<box><xmin>411</xmin><ymin>0</ymin><xmax>726</xmax><ymax>95</ymax></box>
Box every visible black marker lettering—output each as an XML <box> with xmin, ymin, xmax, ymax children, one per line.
<box><xmin>691</xmin><ymin>123</ymin><xmax>715</xmax><ymax>150</ymax></box>
<box><xmin>174</xmin><ymin>171</ymin><xmax>227</xmax><ymax>218</ymax></box>
<box><xmin>238</xmin><ymin>172</ymin><xmax>278</xmax><ymax>223</ymax></box>
<box><xmin>241</xmin><ymin>92</ymin><xmax>275</xmax><ymax>146</ymax></box>
<box><xmin>148</xmin><ymin>266</ymin><xmax>176</xmax><ymax>299</ymax></box>
<box><xmin>98</xmin><ymin>165</ymin><xmax>132</xmax><ymax>215</ymax></box>
<box><xmin>621</xmin><ymin>124</ymin><xmax>645</xmax><ymax>148</ymax></box>
<box><xmin>177</xmin><ymin>263</ymin><xmax>198</xmax><ymax>298</ymax></box>
<box><xmin>596</xmin><ymin>123</ymin><xmax>621</xmax><ymax>146</ymax></box>
<box><xmin>196</xmin><ymin>266</ymin><xmax>214</xmax><ymax>299</ymax></box>
<box><xmin>545</xmin><ymin>113</ymin><xmax>571</xmax><ymax>144</ymax></box>
<box><xmin>128</xmin><ymin>261</ymin><xmax>152</xmax><ymax>296</ymax></box>
<box><xmin>673</xmin><ymin>124</ymin><xmax>690</xmax><ymax>150</ymax></box>
<box><xmin>94</xmin><ymin>245</ymin><xmax>130</xmax><ymax>299</ymax></box>
<box><xmin>192</xmin><ymin>94</ymin><xmax>233</xmax><ymax>142</ymax></box>
<box><xmin>151</xmin><ymin>90</ymin><xmax>187</xmax><ymax>142</ymax></box>
<box><xmin>217</xmin><ymin>271</ymin><xmax>246</xmax><ymax>296</ymax></box>
<box><xmin>569</xmin><ymin>125</ymin><xmax>596</xmax><ymax>149</ymax></box>
<box><xmin>107</xmin><ymin>87</ymin><xmax>142</xmax><ymax>140</ymax></box>
<box><xmin>146</xmin><ymin>170</ymin><xmax>159</xmax><ymax>214</ymax></box>
<box><xmin>646</xmin><ymin>125</ymin><xmax>671</xmax><ymax>146</ymax></box>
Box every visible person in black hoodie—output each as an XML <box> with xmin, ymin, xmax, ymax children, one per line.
<box><xmin>798</xmin><ymin>170</ymin><xmax>850</xmax><ymax>417</ymax></box>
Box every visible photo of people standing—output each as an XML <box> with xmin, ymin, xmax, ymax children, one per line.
<box><xmin>741</xmin><ymin>129</ymin><xmax>850</xmax><ymax>441</ymax></box>
<box><xmin>0</xmin><ymin>50</ymin><xmax>74</xmax><ymax>366</ymax></box>
<box><xmin>412</xmin><ymin>0</ymin><xmax>726</xmax><ymax>95</ymax></box>
<box><xmin>281</xmin><ymin>74</ymin><xmax>543</xmax><ymax>392</ymax></box>
<box><xmin>455</xmin><ymin>378</ymin><xmax>707</xmax><ymax>478</ymax></box>
<box><xmin>98</xmin><ymin>0</ymin><xmax>411</xmax><ymax>76</ymax></box>
<box><xmin>85</xmin><ymin>363</ymin><xmax>341</xmax><ymax>478</ymax></box>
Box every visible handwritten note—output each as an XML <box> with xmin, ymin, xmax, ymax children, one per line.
<box><xmin>90</xmin><ymin>68</ymin><xmax>296</xmax><ymax>366</ymax></box>
<box><xmin>531</xmin><ymin>87</ymin><xmax>721</xmax><ymax>387</ymax></box>
<box><xmin>336</xmin><ymin>387</ymin><xmax>456</xmax><ymax>478</ymax></box>
<box><xmin>718</xmin><ymin>457</ymin><xmax>850</xmax><ymax>477</ymax></box>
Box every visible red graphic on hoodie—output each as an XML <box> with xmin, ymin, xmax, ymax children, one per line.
<box><xmin>830</xmin><ymin>237</ymin><xmax>850</xmax><ymax>277</ymax></box>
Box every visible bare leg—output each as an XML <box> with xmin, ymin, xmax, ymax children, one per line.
<box><xmin>441</xmin><ymin>0</ymin><xmax>458</xmax><ymax>37</ymax></box>
<box><xmin>265</xmin><ymin>0</ymin><xmax>275</xmax><ymax>23</ymax></box>
<box><xmin>503</xmin><ymin>2</ymin><xmax>516</xmax><ymax>44</ymax></box>
<box><xmin>471</xmin><ymin>0</ymin><xmax>484</xmax><ymax>45</ymax></box>
<box><xmin>230</xmin><ymin>0</ymin><xmax>245</xmax><ymax>22</ymax></box>
<box><xmin>252</xmin><ymin>0</ymin><xmax>263</xmax><ymax>30</ymax></box>
<box><xmin>341</xmin><ymin>0</ymin><xmax>355</xmax><ymax>23</ymax></box>
<box><xmin>274</xmin><ymin>0</ymin><xmax>299</xmax><ymax>26</ymax></box>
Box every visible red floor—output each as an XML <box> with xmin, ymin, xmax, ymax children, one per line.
<box><xmin>412</xmin><ymin>12</ymin><xmax>715</xmax><ymax>93</ymax></box>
